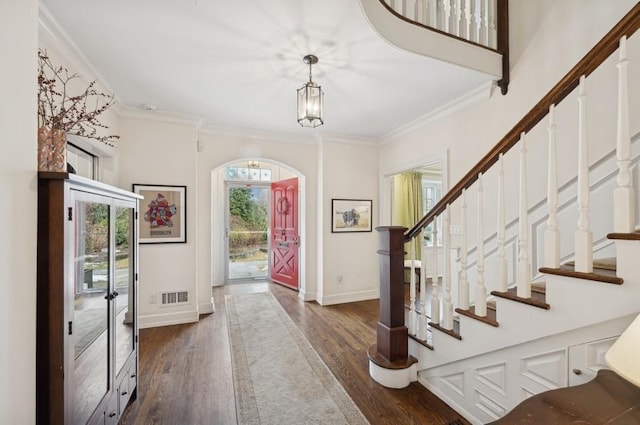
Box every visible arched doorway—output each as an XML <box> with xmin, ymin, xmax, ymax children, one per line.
<box><xmin>210</xmin><ymin>159</ymin><xmax>306</xmax><ymax>292</ymax></box>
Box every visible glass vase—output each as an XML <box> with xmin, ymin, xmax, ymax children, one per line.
<box><xmin>38</xmin><ymin>126</ymin><xmax>67</xmax><ymax>172</ymax></box>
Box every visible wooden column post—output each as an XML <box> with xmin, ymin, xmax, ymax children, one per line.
<box><xmin>368</xmin><ymin>226</ymin><xmax>417</xmax><ymax>369</ymax></box>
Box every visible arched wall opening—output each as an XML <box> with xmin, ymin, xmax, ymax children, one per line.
<box><xmin>210</xmin><ymin>158</ymin><xmax>307</xmax><ymax>296</ymax></box>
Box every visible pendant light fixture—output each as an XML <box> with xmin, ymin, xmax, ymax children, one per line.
<box><xmin>297</xmin><ymin>54</ymin><xmax>324</xmax><ymax>128</ymax></box>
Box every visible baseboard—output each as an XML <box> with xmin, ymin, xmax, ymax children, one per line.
<box><xmin>298</xmin><ymin>287</ymin><xmax>317</xmax><ymax>302</ymax></box>
<box><xmin>418</xmin><ymin>377</ymin><xmax>483</xmax><ymax>425</ymax></box>
<box><xmin>199</xmin><ymin>300</ymin><xmax>215</xmax><ymax>315</ymax></box>
<box><xmin>139</xmin><ymin>309</ymin><xmax>200</xmax><ymax>329</ymax></box>
<box><xmin>318</xmin><ymin>289</ymin><xmax>379</xmax><ymax>306</ymax></box>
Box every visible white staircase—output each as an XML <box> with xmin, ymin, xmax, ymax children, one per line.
<box><xmin>397</xmin><ymin>5</ymin><xmax>640</xmax><ymax>424</ymax></box>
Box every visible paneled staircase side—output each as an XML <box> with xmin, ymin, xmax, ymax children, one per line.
<box><xmin>417</xmin><ymin>313</ymin><xmax>638</xmax><ymax>424</ymax></box>
<box><xmin>358</xmin><ymin>0</ymin><xmax>503</xmax><ymax>79</ymax></box>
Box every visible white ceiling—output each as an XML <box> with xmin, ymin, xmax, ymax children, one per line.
<box><xmin>41</xmin><ymin>0</ymin><xmax>494</xmax><ymax>141</ymax></box>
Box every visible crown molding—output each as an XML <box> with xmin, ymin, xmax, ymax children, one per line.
<box><xmin>38</xmin><ymin>3</ymin><xmax>123</xmax><ymax>110</ymax></box>
<box><xmin>379</xmin><ymin>80</ymin><xmax>495</xmax><ymax>145</ymax></box>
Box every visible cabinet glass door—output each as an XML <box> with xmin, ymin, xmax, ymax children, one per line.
<box><xmin>73</xmin><ymin>197</ymin><xmax>111</xmax><ymax>425</ymax></box>
<box><xmin>114</xmin><ymin>204</ymin><xmax>135</xmax><ymax>376</ymax></box>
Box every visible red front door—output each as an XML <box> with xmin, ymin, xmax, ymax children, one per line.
<box><xmin>270</xmin><ymin>178</ymin><xmax>299</xmax><ymax>290</ymax></box>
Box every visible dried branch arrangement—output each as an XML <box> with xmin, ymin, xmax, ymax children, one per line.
<box><xmin>38</xmin><ymin>49</ymin><xmax>119</xmax><ymax>146</ymax></box>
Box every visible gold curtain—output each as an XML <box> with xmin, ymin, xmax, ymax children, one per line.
<box><xmin>392</xmin><ymin>171</ymin><xmax>423</xmax><ymax>260</ymax></box>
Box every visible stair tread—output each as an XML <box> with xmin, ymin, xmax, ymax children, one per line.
<box><xmin>607</xmin><ymin>230</ymin><xmax>640</xmax><ymax>240</ymax></box>
<box><xmin>491</xmin><ymin>285</ymin><xmax>550</xmax><ymax>310</ymax></box>
<box><xmin>539</xmin><ymin>263</ymin><xmax>623</xmax><ymax>285</ymax></box>
<box><xmin>429</xmin><ymin>321</ymin><xmax>462</xmax><ymax>340</ymax></box>
<box><xmin>564</xmin><ymin>257</ymin><xmax>616</xmax><ymax>271</ymax></box>
<box><xmin>409</xmin><ymin>331</ymin><xmax>434</xmax><ymax>350</ymax></box>
<box><xmin>455</xmin><ymin>306</ymin><xmax>499</xmax><ymax>327</ymax></box>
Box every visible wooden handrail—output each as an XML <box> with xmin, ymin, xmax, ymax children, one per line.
<box><xmin>405</xmin><ymin>2</ymin><xmax>640</xmax><ymax>241</ymax></box>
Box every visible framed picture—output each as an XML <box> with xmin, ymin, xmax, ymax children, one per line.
<box><xmin>331</xmin><ymin>199</ymin><xmax>373</xmax><ymax>233</ymax></box>
<box><xmin>133</xmin><ymin>184</ymin><xmax>187</xmax><ymax>243</ymax></box>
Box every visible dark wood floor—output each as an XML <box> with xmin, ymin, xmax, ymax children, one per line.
<box><xmin>120</xmin><ymin>282</ymin><xmax>469</xmax><ymax>425</ymax></box>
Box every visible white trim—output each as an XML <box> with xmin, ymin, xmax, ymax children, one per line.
<box><xmin>138</xmin><ymin>310</ymin><xmax>199</xmax><ymax>329</ymax></box>
<box><xmin>198</xmin><ymin>300</ymin><xmax>215</xmax><ymax>315</ymax></box>
<box><xmin>318</xmin><ymin>289</ymin><xmax>380</xmax><ymax>306</ymax></box>
<box><xmin>369</xmin><ymin>360</ymin><xmax>418</xmax><ymax>389</ymax></box>
<box><xmin>380</xmin><ymin>81</ymin><xmax>494</xmax><ymax>144</ymax></box>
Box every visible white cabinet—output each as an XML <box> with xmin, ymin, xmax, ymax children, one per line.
<box><xmin>37</xmin><ymin>172</ymin><xmax>141</xmax><ymax>425</ymax></box>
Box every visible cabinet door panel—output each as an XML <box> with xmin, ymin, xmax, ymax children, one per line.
<box><xmin>72</xmin><ymin>197</ymin><xmax>111</xmax><ymax>425</ymax></box>
<box><xmin>114</xmin><ymin>204</ymin><xmax>136</xmax><ymax>376</ymax></box>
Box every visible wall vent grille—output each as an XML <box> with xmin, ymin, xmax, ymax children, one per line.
<box><xmin>161</xmin><ymin>291</ymin><xmax>188</xmax><ymax>305</ymax></box>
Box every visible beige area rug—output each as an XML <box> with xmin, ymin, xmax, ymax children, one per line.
<box><xmin>225</xmin><ymin>292</ymin><xmax>369</xmax><ymax>425</ymax></box>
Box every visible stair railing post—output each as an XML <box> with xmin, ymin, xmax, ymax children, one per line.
<box><xmin>614</xmin><ymin>36</ymin><xmax>635</xmax><ymax>233</ymax></box>
<box><xmin>371</xmin><ymin>226</ymin><xmax>409</xmax><ymax>362</ymax></box>
<box><xmin>544</xmin><ymin>104</ymin><xmax>561</xmax><ymax>268</ymax></box>
<box><xmin>369</xmin><ymin>226</ymin><xmax>417</xmax><ymax>389</ymax></box>
<box><xmin>443</xmin><ymin>204</ymin><xmax>454</xmax><ymax>329</ymax></box>
<box><xmin>574</xmin><ymin>76</ymin><xmax>594</xmax><ymax>273</ymax></box>
<box><xmin>431</xmin><ymin>215</ymin><xmax>440</xmax><ymax>325</ymax></box>
<box><xmin>459</xmin><ymin>189</ymin><xmax>470</xmax><ymax>309</ymax></box>
<box><xmin>475</xmin><ymin>173</ymin><xmax>487</xmax><ymax>316</ymax></box>
<box><xmin>496</xmin><ymin>153</ymin><xmax>508</xmax><ymax>292</ymax></box>
<box><xmin>517</xmin><ymin>132</ymin><xmax>532</xmax><ymax>298</ymax></box>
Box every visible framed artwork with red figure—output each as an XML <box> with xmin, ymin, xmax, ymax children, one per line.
<box><xmin>133</xmin><ymin>184</ymin><xmax>187</xmax><ymax>243</ymax></box>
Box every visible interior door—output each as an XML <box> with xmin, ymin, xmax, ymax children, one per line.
<box><xmin>270</xmin><ymin>178</ymin><xmax>299</xmax><ymax>289</ymax></box>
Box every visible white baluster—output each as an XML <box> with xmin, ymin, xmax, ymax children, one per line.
<box><xmin>454</xmin><ymin>0</ymin><xmax>462</xmax><ymax>37</ymax></box>
<box><xmin>443</xmin><ymin>205</ymin><xmax>453</xmax><ymax>329</ymax></box>
<box><xmin>418</xmin><ymin>228</ymin><xmax>428</xmax><ymax>341</ymax></box>
<box><xmin>496</xmin><ymin>153</ymin><xmax>508</xmax><ymax>292</ymax></box>
<box><xmin>517</xmin><ymin>132</ymin><xmax>532</xmax><ymax>298</ymax></box>
<box><xmin>488</xmin><ymin>0</ymin><xmax>497</xmax><ymax>49</ymax></box>
<box><xmin>574</xmin><ymin>76</ymin><xmax>593</xmax><ymax>273</ymax></box>
<box><xmin>442</xmin><ymin>0</ymin><xmax>451</xmax><ymax>34</ymax></box>
<box><xmin>408</xmin><ymin>242</ymin><xmax>417</xmax><ymax>336</ymax></box>
<box><xmin>459</xmin><ymin>189</ymin><xmax>470</xmax><ymax>309</ymax></box>
<box><xmin>614</xmin><ymin>36</ymin><xmax>634</xmax><ymax>233</ymax></box>
<box><xmin>468</xmin><ymin>0</ymin><xmax>477</xmax><ymax>43</ymax></box>
<box><xmin>545</xmin><ymin>104</ymin><xmax>561</xmax><ymax>268</ymax></box>
<box><xmin>416</xmin><ymin>0</ymin><xmax>427</xmax><ymax>25</ymax></box>
<box><xmin>479</xmin><ymin>0</ymin><xmax>488</xmax><ymax>46</ymax></box>
<box><xmin>463</xmin><ymin>0</ymin><xmax>472</xmax><ymax>41</ymax></box>
<box><xmin>475</xmin><ymin>173</ymin><xmax>487</xmax><ymax>316</ymax></box>
<box><xmin>406</xmin><ymin>0</ymin><xmax>418</xmax><ymax>20</ymax></box>
<box><xmin>431</xmin><ymin>216</ymin><xmax>440</xmax><ymax>325</ymax></box>
<box><xmin>474</xmin><ymin>0</ymin><xmax>483</xmax><ymax>44</ymax></box>
<box><xmin>428</xmin><ymin>0</ymin><xmax>438</xmax><ymax>27</ymax></box>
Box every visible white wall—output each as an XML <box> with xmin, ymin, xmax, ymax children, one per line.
<box><xmin>118</xmin><ymin>117</ymin><xmax>201</xmax><ymax>328</ymax></box>
<box><xmin>0</xmin><ymin>1</ymin><xmax>38</xmax><ymax>422</ymax></box>
<box><xmin>320</xmin><ymin>139</ymin><xmax>380</xmax><ymax>304</ymax></box>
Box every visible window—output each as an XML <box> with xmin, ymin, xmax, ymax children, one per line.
<box><xmin>67</xmin><ymin>143</ymin><xmax>97</xmax><ymax>179</ymax></box>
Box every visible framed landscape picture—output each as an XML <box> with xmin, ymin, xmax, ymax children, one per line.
<box><xmin>331</xmin><ymin>199</ymin><xmax>372</xmax><ymax>233</ymax></box>
<box><xmin>133</xmin><ymin>184</ymin><xmax>187</xmax><ymax>243</ymax></box>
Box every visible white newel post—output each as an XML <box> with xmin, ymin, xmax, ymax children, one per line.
<box><xmin>408</xmin><ymin>242</ymin><xmax>417</xmax><ymax>336</ymax></box>
<box><xmin>443</xmin><ymin>204</ymin><xmax>453</xmax><ymax>329</ymax></box>
<box><xmin>517</xmin><ymin>132</ymin><xmax>532</xmax><ymax>298</ymax></box>
<box><xmin>614</xmin><ymin>36</ymin><xmax>634</xmax><ymax>233</ymax></box>
<box><xmin>574</xmin><ymin>76</ymin><xmax>593</xmax><ymax>273</ymax></box>
<box><xmin>418</xmin><ymin>228</ymin><xmax>428</xmax><ymax>340</ymax></box>
<box><xmin>544</xmin><ymin>104</ymin><xmax>561</xmax><ymax>268</ymax></box>
<box><xmin>475</xmin><ymin>173</ymin><xmax>487</xmax><ymax>316</ymax></box>
<box><xmin>459</xmin><ymin>189</ymin><xmax>470</xmax><ymax>309</ymax></box>
<box><xmin>496</xmin><ymin>153</ymin><xmax>508</xmax><ymax>292</ymax></box>
<box><xmin>431</xmin><ymin>216</ymin><xmax>440</xmax><ymax>325</ymax></box>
